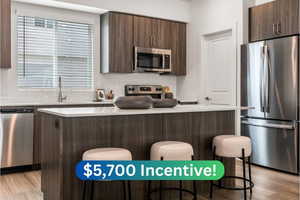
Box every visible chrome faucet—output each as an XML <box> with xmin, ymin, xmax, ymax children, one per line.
<box><xmin>58</xmin><ymin>76</ymin><xmax>67</xmax><ymax>103</ymax></box>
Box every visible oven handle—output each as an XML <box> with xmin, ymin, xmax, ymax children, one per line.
<box><xmin>241</xmin><ymin>120</ymin><xmax>295</xmax><ymax>130</ymax></box>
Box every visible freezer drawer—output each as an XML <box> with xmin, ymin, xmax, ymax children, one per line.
<box><xmin>241</xmin><ymin>118</ymin><xmax>298</xmax><ymax>174</ymax></box>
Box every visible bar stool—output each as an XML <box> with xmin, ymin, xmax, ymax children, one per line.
<box><xmin>210</xmin><ymin>135</ymin><xmax>254</xmax><ymax>200</ymax></box>
<box><xmin>82</xmin><ymin>148</ymin><xmax>132</xmax><ymax>200</ymax></box>
<box><xmin>148</xmin><ymin>141</ymin><xmax>197</xmax><ymax>200</ymax></box>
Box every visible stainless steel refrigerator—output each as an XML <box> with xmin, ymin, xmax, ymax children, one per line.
<box><xmin>241</xmin><ymin>36</ymin><xmax>299</xmax><ymax>174</ymax></box>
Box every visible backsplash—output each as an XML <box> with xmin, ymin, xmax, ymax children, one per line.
<box><xmin>0</xmin><ymin>69</ymin><xmax>177</xmax><ymax>104</ymax></box>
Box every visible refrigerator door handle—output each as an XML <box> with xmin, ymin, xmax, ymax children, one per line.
<box><xmin>241</xmin><ymin>120</ymin><xmax>295</xmax><ymax>130</ymax></box>
<box><xmin>264</xmin><ymin>45</ymin><xmax>270</xmax><ymax>113</ymax></box>
<box><xmin>260</xmin><ymin>45</ymin><xmax>266</xmax><ymax>112</ymax></box>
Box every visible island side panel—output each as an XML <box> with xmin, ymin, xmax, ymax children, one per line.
<box><xmin>40</xmin><ymin>113</ymin><xmax>64</xmax><ymax>200</ymax></box>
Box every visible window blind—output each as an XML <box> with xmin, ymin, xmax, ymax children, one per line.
<box><xmin>17</xmin><ymin>16</ymin><xmax>93</xmax><ymax>89</ymax></box>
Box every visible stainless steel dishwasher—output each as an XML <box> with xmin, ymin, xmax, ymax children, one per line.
<box><xmin>0</xmin><ymin>107</ymin><xmax>34</xmax><ymax>168</ymax></box>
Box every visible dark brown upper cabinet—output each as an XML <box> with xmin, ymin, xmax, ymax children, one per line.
<box><xmin>249</xmin><ymin>0</ymin><xmax>299</xmax><ymax>42</ymax></box>
<box><xmin>133</xmin><ymin>16</ymin><xmax>153</xmax><ymax>48</ymax></box>
<box><xmin>100</xmin><ymin>12</ymin><xmax>134</xmax><ymax>73</ymax></box>
<box><xmin>101</xmin><ymin>12</ymin><xmax>187</xmax><ymax>75</ymax></box>
<box><xmin>133</xmin><ymin>16</ymin><xmax>171</xmax><ymax>49</ymax></box>
<box><xmin>275</xmin><ymin>0</ymin><xmax>299</xmax><ymax>37</ymax></box>
<box><xmin>133</xmin><ymin>16</ymin><xmax>187</xmax><ymax>75</ymax></box>
<box><xmin>170</xmin><ymin>22</ymin><xmax>187</xmax><ymax>75</ymax></box>
<box><xmin>0</xmin><ymin>0</ymin><xmax>11</xmax><ymax>68</ymax></box>
<box><xmin>249</xmin><ymin>2</ymin><xmax>276</xmax><ymax>42</ymax></box>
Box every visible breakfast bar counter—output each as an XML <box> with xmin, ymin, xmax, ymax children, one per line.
<box><xmin>39</xmin><ymin>105</ymin><xmax>236</xmax><ymax>200</ymax></box>
<box><xmin>38</xmin><ymin>105</ymin><xmax>237</xmax><ymax>117</ymax></box>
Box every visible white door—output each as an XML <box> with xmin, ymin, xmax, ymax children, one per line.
<box><xmin>203</xmin><ymin>29</ymin><xmax>236</xmax><ymax>105</ymax></box>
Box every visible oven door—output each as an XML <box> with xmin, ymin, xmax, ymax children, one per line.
<box><xmin>134</xmin><ymin>47</ymin><xmax>171</xmax><ymax>72</ymax></box>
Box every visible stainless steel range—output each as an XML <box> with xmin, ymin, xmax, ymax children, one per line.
<box><xmin>125</xmin><ymin>85</ymin><xmax>163</xmax><ymax>99</ymax></box>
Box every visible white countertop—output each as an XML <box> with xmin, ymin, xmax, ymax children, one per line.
<box><xmin>0</xmin><ymin>101</ymin><xmax>114</xmax><ymax>107</ymax></box>
<box><xmin>38</xmin><ymin>105</ymin><xmax>238</xmax><ymax>117</ymax></box>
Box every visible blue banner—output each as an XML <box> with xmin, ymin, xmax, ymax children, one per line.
<box><xmin>76</xmin><ymin>161</ymin><xmax>224</xmax><ymax>181</ymax></box>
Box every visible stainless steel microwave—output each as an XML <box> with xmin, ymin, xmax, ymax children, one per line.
<box><xmin>134</xmin><ymin>47</ymin><xmax>172</xmax><ymax>73</ymax></box>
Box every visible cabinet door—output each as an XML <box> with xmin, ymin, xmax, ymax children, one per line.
<box><xmin>163</xmin><ymin>113</ymin><xmax>191</xmax><ymax>141</ymax></box>
<box><xmin>249</xmin><ymin>2</ymin><xmax>276</xmax><ymax>42</ymax></box>
<box><xmin>170</xmin><ymin>22</ymin><xmax>187</xmax><ymax>75</ymax></box>
<box><xmin>109</xmin><ymin>13</ymin><xmax>134</xmax><ymax>73</ymax></box>
<box><xmin>275</xmin><ymin>0</ymin><xmax>299</xmax><ymax>37</ymax></box>
<box><xmin>151</xmin><ymin>19</ymin><xmax>172</xmax><ymax>49</ymax></box>
<box><xmin>134</xmin><ymin>17</ymin><xmax>172</xmax><ymax>49</ymax></box>
<box><xmin>0</xmin><ymin>0</ymin><xmax>11</xmax><ymax>68</ymax></box>
<box><xmin>133</xmin><ymin>16</ymin><xmax>153</xmax><ymax>48</ymax></box>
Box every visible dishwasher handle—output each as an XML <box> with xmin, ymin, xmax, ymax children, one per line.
<box><xmin>0</xmin><ymin>108</ymin><xmax>34</xmax><ymax>113</ymax></box>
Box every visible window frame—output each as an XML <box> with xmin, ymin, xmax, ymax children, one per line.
<box><xmin>12</xmin><ymin>2</ymin><xmax>98</xmax><ymax>92</ymax></box>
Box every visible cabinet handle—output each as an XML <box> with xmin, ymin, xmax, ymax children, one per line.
<box><xmin>272</xmin><ymin>24</ymin><xmax>276</xmax><ymax>34</ymax></box>
<box><xmin>151</xmin><ymin>36</ymin><xmax>154</xmax><ymax>47</ymax></box>
<box><xmin>277</xmin><ymin>23</ymin><xmax>281</xmax><ymax>34</ymax></box>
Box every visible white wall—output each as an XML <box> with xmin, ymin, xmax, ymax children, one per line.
<box><xmin>255</xmin><ymin>0</ymin><xmax>274</xmax><ymax>6</ymax></box>
<box><xmin>177</xmin><ymin>0</ymin><xmax>245</xmax><ymax>102</ymax></box>
<box><xmin>57</xmin><ymin>0</ymin><xmax>191</xmax><ymax>22</ymax></box>
<box><xmin>0</xmin><ymin>1</ymin><xmax>191</xmax><ymax>104</ymax></box>
<box><xmin>176</xmin><ymin>0</ymin><xmax>248</xmax><ymax>135</ymax></box>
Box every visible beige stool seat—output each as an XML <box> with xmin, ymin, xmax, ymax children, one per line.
<box><xmin>82</xmin><ymin>148</ymin><xmax>132</xmax><ymax>200</ymax></box>
<box><xmin>213</xmin><ymin>135</ymin><xmax>251</xmax><ymax>158</ymax></box>
<box><xmin>83</xmin><ymin>148</ymin><xmax>132</xmax><ymax>161</ymax></box>
<box><xmin>150</xmin><ymin>141</ymin><xmax>194</xmax><ymax>160</ymax></box>
<box><xmin>148</xmin><ymin>141</ymin><xmax>197</xmax><ymax>200</ymax></box>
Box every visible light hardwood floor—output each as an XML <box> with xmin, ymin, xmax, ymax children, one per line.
<box><xmin>0</xmin><ymin>162</ymin><xmax>299</xmax><ymax>200</ymax></box>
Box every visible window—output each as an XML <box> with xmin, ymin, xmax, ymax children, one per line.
<box><xmin>17</xmin><ymin>16</ymin><xmax>93</xmax><ymax>89</ymax></box>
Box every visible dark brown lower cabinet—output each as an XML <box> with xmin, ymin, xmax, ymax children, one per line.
<box><xmin>40</xmin><ymin>111</ymin><xmax>235</xmax><ymax>200</ymax></box>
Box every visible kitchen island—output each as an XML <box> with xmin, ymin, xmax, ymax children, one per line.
<box><xmin>39</xmin><ymin>105</ymin><xmax>237</xmax><ymax>200</ymax></box>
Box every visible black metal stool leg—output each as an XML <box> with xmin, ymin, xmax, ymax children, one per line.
<box><xmin>179</xmin><ymin>180</ymin><xmax>183</xmax><ymax>200</ymax></box>
<box><xmin>82</xmin><ymin>181</ymin><xmax>87</xmax><ymax>200</ymax></box>
<box><xmin>90</xmin><ymin>181</ymin><xmax>95</xmax><ymax>200</ymax></box>
<box><xmin>210</xmin><ymin>146</ymin><xmax>216</xmax><ymax>199</ymax></box>
<box><xmin>159</xmin><ymin>180</ymin><xmax>162</xmax><ymax>200</ymax></box>
<box><xmin>248</xmin><ymin>157</ymin><xmax>252</xmax><ymax>194</ymax></box>
<box><xmin>192</xmin><ymin>155</ymin><xmax>197</xmax><ymax>200</ymax></box>
<box><xmin>218</xmin><ymin>157</ymin><xmax>223</xmax><ymax>187</ymax></box>
<box><xmin>160</xmin><ymin>156</ymin><xmax>163</xmax><ymax>200</ymax></box>
<box><xmin>242</xmin><ymin>149</ymin><xmax>247</xmax><ymax>200</ymax></box>
<box><xmin>123</xmin><ymin>181</ymin><xmax>127</xmax><ymax>200</ymax></box>
<box><xmin>148</xmin><ymin>180</ymin><xmax>152</xmax><ymax>200</ymax></box>
<box><xmin>128</xmin><ymin>181</ymin><xmax>132</xmax><ymax>200</ymax></box>
<box><xmin>193</xmin><ymin>180</ymin><xmax>197</xmax><ymax>200</ymax></box>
